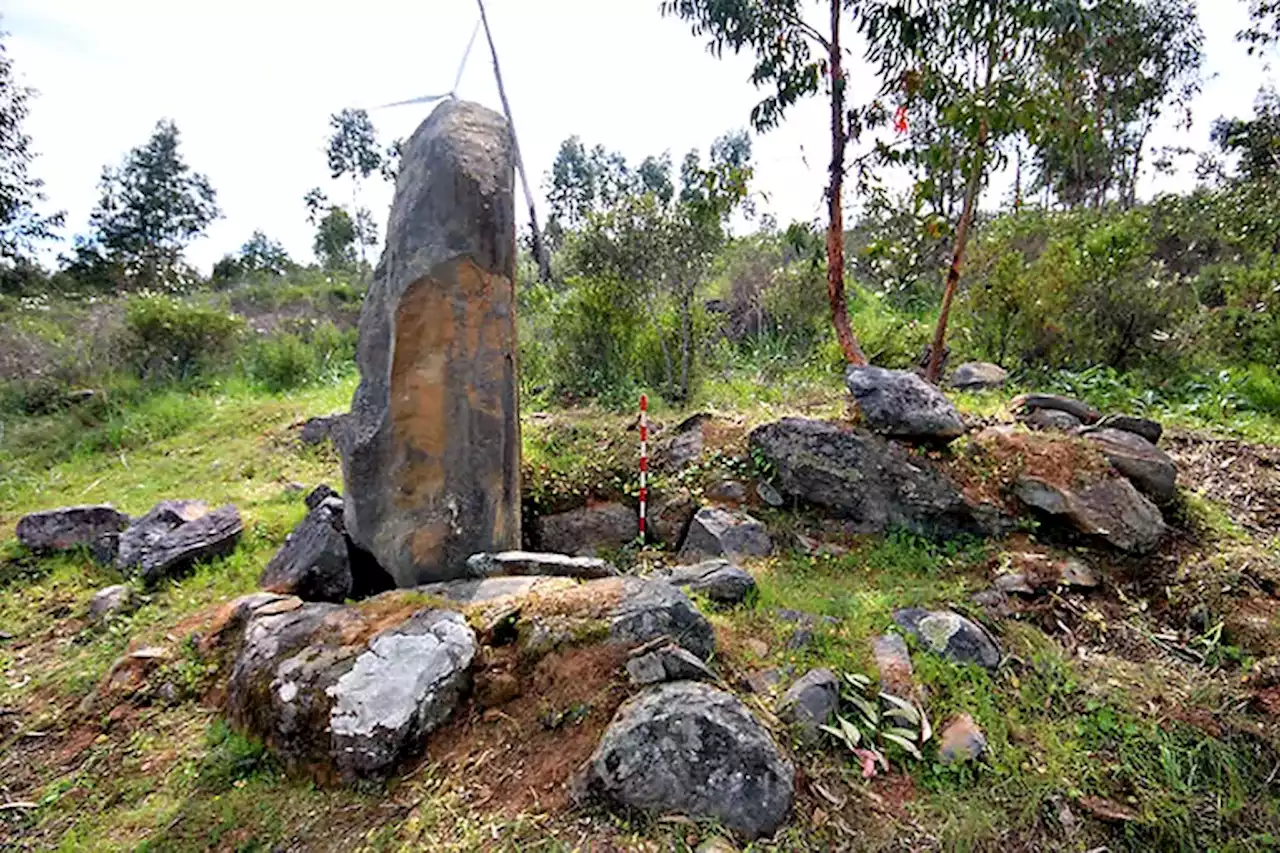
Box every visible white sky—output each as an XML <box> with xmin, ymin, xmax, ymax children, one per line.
<box><xmin>4</xmin><ymin>0</ymin><xmax>1275</xmax><ymax>272</ymax></box>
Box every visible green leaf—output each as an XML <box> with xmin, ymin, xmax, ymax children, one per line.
<box><xmin>847</xmin><ymin>693</ymin><xmax>880</xmax><ymax>726</ymax></box>
<box><xmin>838</xmin><ymin>715</ymin><xmax>863</xmax><ymax>747</ymax></box>
<box><xmin>884</xmin><ymin>726</ymin><xmax>919</xmax><ymax>742</ymax></box>
<box><xmin>882</xmin><ymin>732</ymin><xmax>923</xmax><ymax>760</ymax></box>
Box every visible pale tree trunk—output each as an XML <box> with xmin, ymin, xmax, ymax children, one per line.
<box><xmin>679</xmin><ymin>278</ymin><xmax>693</xmax><ymax>401</ymax></box>
<box><xmin>826</xmin><ymin>0</ymin><xmax>868</xmax><ymax>367</ymax></box>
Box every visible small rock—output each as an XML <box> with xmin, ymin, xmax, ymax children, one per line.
<box><xmin>538</xmin><ymin>502</ymin><xmax>637</xmax><ymax>557</ymax></box>
<box><xmin>284</xmin><ymin>481</ymin><xmax>306</xmax><ymax>495</ymax></box>
<box><xmin>697</xmin><ymin>838</ymin><xmax>740</xmax><ymax>853</ymax></box>
<box><xmin>88</xmin><ymin>585</ymin><xmax>138</xmax><ymax>622</ymax></box>
<box><xmin>299</xmin><ymin>413</ymin><xmax>344</xmax><ymax>446</ymax></box>
<box><xmin>745</xmin><ymin>638</ymin><xmax>770</xmax><ymax>658</ymax></box>
<box><xmin>949</xmin><ymin>362</ymin><xmax>1009</xmax><ymax>392</ymax></box>
<box><xmin>626</xmin><ymin>643</ymin><xmax>714</xmax><ymax>686</ymax></box>
<box><xmin>845</xmin><ymin>365</ymin><xmax>966</xmax><ymax>443</ymax></box>
<box><xmin>745</xmin><ymin>667</ymin><xmax>785</xmax><ymax>695</ymax></box>
<box><xmin>652</xmin><ymin>413</ymin><xmax>711</xmax><ymax>473</ymax></box>
<box><xmin>609</xmin><ymin>578</ymin><xmax>717</xmax><ymax>660</ymax></box>
<box><xmin>893</xmin><ymin>608</ymin><xmax>1001</xmax><ymax>670</ymax></box>
<box><xmin>755</xmin><ymin>480</ymin><xmax>784</xmax><ymax>508</ymax></box>
<box><xmin>777</xmin><ymin>668</ymin><xmax>839</xmax><ymax>745</ymax></box>
<box><xmin>474</xmin><ymin>671</ymin><xmax>522</xmax><ymax>707</ymax></box>
<box><xmin>993</xmin><ymin>573</ymin><xmax>1037</xmax><ymax>595</ymax></box>
<box><xmin>1097</xmin><ymin>414</ymin><xmax>1163</xmax><ymax>446</ymax></box>
<box><xmin>971</xmin><ymin>588</ymin><xmax>1013</xmax><ymax>619</ymax></box>
<box><xmin>1021</xmin><ymin>408</ymin><xmax>1083</xmax><ymax>432</ymax></box>
<box><xmin>664</xmin><ymin>559</ymin><xmax>756</xmax><ymax>606</ymax></box>
<box><xmin>872</xmin><ymin>634</ymin><xmax>915</xmax><ymax>698</ymax></box>
<box><xmin>582</xmin><ymin>682</ymin><xmax>795</xmax><ymax>840</ymax></box>
<box><xmin>1012</xmin><ymin>394</ymin><xmax>1100</xmax><ymax>425</ymax></box>
<box><xmin>1083</xmin><ymin>428</ymin><xmax>1178</xmax><ymax>504</ymax></box>
<box><xmin>466</xmin><ymin>551</ymin><xmax>618</xmax><ymax>580</ymax></box>
<box><xmin>118</xmin><ymin>501</ymin><xmax>243</xmax><ymax>587</ymax></box>
<box><xmin>938</xmin><ymin>713</ymin><xmax>987</xmax><ymax>764</ymax></box>
<box><xmin>1060</xmin><ymin>557</ymin><xmax>1099</xmax><ymax>588</ymax></box>
<box><xmin>304</xmin><ymin>484</ymin><xmax>340</xmax><ymax>511</ymax></box>
<box><xmin>678</xmin><ymin>507</ymin><xmax>772</xmax><ymax>563</ymax></box>
<box><xmin>705</xmin><ymin>480</ymin><xmax>748</xmax><ymax>504</ymax></box>
<box><xmin>776</xmin><ymin>608</ymin><xmax>839</xmax><ymax>651</ymax></box>
<box><xmin>16</xmin><ymin>504</ymin><xmax>130</xmax><ymax>564</ymax></box>
<box><xmin>1014</xmin><ymin>475</ymin><xmax>1166</xmax><ymax>554</ymax></box>
<box><xmin>647</xmin><ymin>488</ymin><xmax>697</xmax><ymax>549</ymax></box>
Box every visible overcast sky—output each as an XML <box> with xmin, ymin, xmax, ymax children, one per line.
<box><xmin>5</xmin><ymin>0</ymin><xmax>1275</xmax><ymax>271</ymax></box>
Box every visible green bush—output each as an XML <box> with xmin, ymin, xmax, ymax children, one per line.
<box><xmin>547</xmin><ymin>275</ymin><xmax>643</xmax><ymax>406</ymax></box>
<box><xmin>123</xmin><ymin>294</ymin><xmax>245</xmax><ymax>382</ymax></box>
<box><xmin>245</xmin><ymin>321</ymin><xmax>356</xmax><ymax>393</ymax></box>
<box><xmin>1240</xmin><ymin>364</ymin><xmax>1280</xmax><ymax>415</ymax></box>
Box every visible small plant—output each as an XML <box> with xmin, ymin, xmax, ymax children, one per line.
<box><xmin>820</xmin><ymin>672</ymin><xmax>932</xmax><ymax>777</ymax></box>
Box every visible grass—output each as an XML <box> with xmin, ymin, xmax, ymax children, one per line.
<box><xmin>2</xmin><ymin>366</ymin><xmax>1280</xmax><ymax>851</ymax></box>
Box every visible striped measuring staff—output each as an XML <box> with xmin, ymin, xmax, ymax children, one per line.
<box><xmin>638</xmin><ymin>394</ymin><xmax>648</xmax><ymax>541</ymax></box>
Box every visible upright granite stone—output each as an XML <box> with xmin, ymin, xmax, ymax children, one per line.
<box><xmin>340</xmin><ymin>100</ymin><xmax>520</xmax><ymax>587</ymax></box>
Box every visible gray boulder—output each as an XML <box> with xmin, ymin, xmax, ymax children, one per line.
<box><xmin>340</xmin><ymin>99</ymin><xmax>520</xmax><ymax>588</ymax></box>
<box><xmin>1012</xmin><ymin>394</ymin><xmax>1101</xmax><ymax>425</ymax></box>
<box><xmin>626</xmin><ymin>641</ymin><xmax>714</xmax><ymax>686</ymax></box>
<box><xmin>17</xmin><ymin>504</ymin><xmax>130</xmax><ymax>564</ymax></box>
<box><xmin>537</xmin><ymin>502</ymin><xmax>635</xmax><ymax>556</ymax></box>
<box><xmin>664</xmin><ymin>559</ymin><xmax>756</xmax><ymax>606</ymax></box>
<box><xmin>949</xmin><ymin>362</ymin><xmax>1009</xmax><ymax>392</ymax></box>
<box><xmin>609</xmin><ymin>577</ymin><xmax>716</xmax><ymax>659</ymax></box>
<box><xmin>646</xmin><ymin>487</ymin><xmax>697</xmax><ymax>548</ymax></box>
<box><xmin>260</xmin><ymin>498</ymin><xmax>352</xmax><ymax>603</ymax></box>
<box><xmin>88</xmin><ymin>584</ymin><xmax>138</xmax><ymax>622</ymax></box>
<box><xmin>749</xmin><ymin>418</ymin><xmax>993</xmax><ymax>539</ymax></box>
<box><xmin>893</xmin><ymin>608</ymin><xmax>1001</xmax><ymax>670</ymax></box>
<box><xmin>778</xmin><ymin>668</ymin><xmax>840</xmax><ymax>745</ymax></box>
<box><xmin>581</xmin><ymin>682</ymin><xmax>795</xmax><ymax>839</ymax></box>
<box><xmin>226</xmin><ymin>600</ymin><xmax>475</xmax><ymax>782</ymax></box>
<box><xmin>118</xmin><ymin>501</ymin><xmax>243</xmax><ymax>587</ymax></box>
<box><xmin>465</xmin><ymin>550</ymin><xmax>618</xmax><ymax>580</ymax></box>
<box><xmin>652</xmin><ymin>413</ymin><xmax>711</xmax><ymax>473</ymax></box>
<box><xmin>1096</xmin><ymin>414</ymin><xmax>1163</xmax><ymax>446</ymax></box>
<box><xmin>678</xmin><ymin>507</ymin><xmax>772</xmax><ymax>563</ymax></box>
<box><xmin>1015</xmin><ymin>475</ymin><xmax>1166</xmax><ymax>554</ymax></box>
<box><xmin>845</xmin><ymin>365</ymin><xmax>966</xmax><ymax>443</ymax></box>
<box><xmin>1083</xmin><ymin>428</ymin><xmax>1177</xmax><ymax>504</ymax></box>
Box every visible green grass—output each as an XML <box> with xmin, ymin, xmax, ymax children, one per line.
<box><xmin>2</xmin><ymin>365</ymin><xmax>1280</xmax><ymax>851</ymax></box>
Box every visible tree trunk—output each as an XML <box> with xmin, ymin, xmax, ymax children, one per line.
<box><xmin>679</xmin><ymin>279</ymin><xmax>693</xmax><ymax>402</ymax></box>
<box><xmin>924</xmin><ymin>119</ymin><xmax>988</xmax><ymax>385</ymax></box>
<box><xmin>826</xmin><ymin>0</ymin><xmax>867</xmax><ymax>367</ymax></box>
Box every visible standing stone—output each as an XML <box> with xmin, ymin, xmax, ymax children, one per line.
<box><xmin>340</xmin><ymin>100</ymin><xmax>520</xmax><ymax>588</ymax></box>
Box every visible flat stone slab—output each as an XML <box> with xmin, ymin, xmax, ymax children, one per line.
<box><xmin>1015</xmin><ymin>475</ymin><xmax>1166</xmax><ymax>554</ymax></box>
<box><xmin>662</xmin><ymin>559</ymin><xmax>756</xmax><ymax>605</ymax></box>
<box><xmin>17</xmin><ymin>504</ymin><xmax>130</xmax><ymax>563</ymax></box>
<box><xmin>1083</xmin><ymin>428</ymin><xmax>1177</xmax><ymax>504</ymax></box>
<box><xmin>1096</xmin><ymin>414</ymin><xmax>1162</xmax><ymax>445</ymax></box>
<box><xmin>466</xmin><ymin>550</ymin><xmax>618</xmax><ymax>580</ymax></box>
<box><xmin>1012</xmin><ymin>394</ymin><xmax>1101</xmax><ymax>425</ymax></box>
<box><xmin>949</xmin><ymin>362</ymin><xmax>1009</xmax><ymax>391</ymax></box>
<box><xmin>118</xmin><ymin>501</ymin><xmax>243</xmax><ymax>587</ymax></box>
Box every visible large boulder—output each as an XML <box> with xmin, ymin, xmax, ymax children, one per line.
<box><xmin>845</xmin><ymin>365</ymin><xmax>966</xmax><ymax>443</ymax></box>
<box><xmin>1083</xmin><ymin>428</ymin><xmax>1177</xmax><ymax>504</ymax></box>
<box><xmin>893</xmin><ymin>609</ymin><xmax>1001</xmax><ymax>670</ymax></box>
<box><xmin>1015</xmin><ymin>475</ymin><xmax>1166</xmax><ymax>554</ymax></box>
<box><xmin>580</xmin><ymin>682</ymin><xmax>795</xmax><ymax>839</ymax></box>
<box><xmin>340</xmin><ymin>99</ymin><xmax>520</xmax><ymax>588</ymax></box>
<box><xmin>678</xmin><ymin>507</ymin><xmax>772</xmax><ymax>563</ymax></box>
<box><xmin>749</xmin><ymin>418</ymin><xmax>992</xmax><ymax>539</ymax></box>
<box><xmin>537</xmin><ymin>502</ymin><xmax>635</xmax><ymax>556</ymax></box>
<box><xmin>117</xmin><ymin>501</ymin><xmax>243</xmax><ymax>587</ymax></box>
<box><xmin>16</xmin><ymin>504</ymin><xmax>130</xmax><ymax>564</ymax></box>
<box><xmin>949</xmin><ymin>362</ymin><xmax>1009</xmax><ymax>392</ymax></box>
<box><xmin>646</xmin><ymin>487</ymin><xmax>697</xmax><ymax>549</ymax></box>
<box><xmin>225</xmin><ymin>596</ymin><xmax>475</xmax><ymax>782</ymax></box>
<box><xmin>260</xmin><ymin>497</ymin><xmax>353</xmax><ymax>603</ymax></box>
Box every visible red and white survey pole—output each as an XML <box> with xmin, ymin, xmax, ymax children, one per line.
<box><xmin>638</xmin><ymin>394</ymin><xmax>648</xmax><ymax>542</ymax></box>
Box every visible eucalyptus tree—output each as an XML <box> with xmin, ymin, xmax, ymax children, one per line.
<box><xmin>661</xmin><ymin>0</ymin><xmax>869</xmax><ymax>365</ymax></box>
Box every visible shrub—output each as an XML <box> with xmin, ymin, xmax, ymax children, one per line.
<box><xmin>245</xmin><ymin>321</ymin><xmax>356</xmax><ymax>393</ymax></box>
<box><xmin>123</xmin><ymin>294</ymin><xmax>244</xmax><ymax>382</ymax></box>
<box><xmin>547</xmin><ymin>275</ymin><xmax>643</xmax><ymax>406</ymax></box>
<box><xmin>1240</xmin><ymin>364</ymin><xmax>1280</xmax><ymax>415</ymax></box>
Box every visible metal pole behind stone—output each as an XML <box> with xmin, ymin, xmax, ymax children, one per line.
<box><xmin>477</xmin><ymin>0</ymin><xmax>552</xmax><ymax>283</ymax></box>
